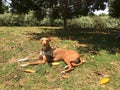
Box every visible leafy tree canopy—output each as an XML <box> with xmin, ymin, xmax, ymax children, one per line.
<box><xmin>109</xmin><ymin>0</ymin><xmax>120</xmax><ymax>18</ymax></box>
<box><xmin>0</xmin><ymin>0</ymin><xmax>8</xmax><ymax>13</ymax></box>
<box><xmin>2</xmin><ymin>0</ymin><xmax>108</xmax><ymax>27</ymax></box>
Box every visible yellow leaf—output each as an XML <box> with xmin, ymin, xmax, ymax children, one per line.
<box><xmin>100</xmin><ymin>78</ymin><xmax>110</xmax><ymax>85</ymax></box>
<box><xmin>63</xmin><ymin>44</ymin><xmax>67</xmax><ymax>48</ymax></box>
<box><xmin>115</xmin><ymin>53</ymin><xmax>118</xmax><ymax>56</ymax></box>
<box><xmin>52</xmin><ymin>62</ymin><xmax>60</xmax><ymax>66</ymax></box>
<box><xmin>92</xmin><ymin>55</ymin><xmax>95</xmax><ymax>58</ymax></box>
<box><xmin>110</xmin><ymin>62</ymin><xmax>116</xmax><ymax>65</ymax></box>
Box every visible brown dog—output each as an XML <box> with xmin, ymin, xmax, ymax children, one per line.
<box><xmin>19</xmin><ymin>37</ymin><xmax>85</xmax><ymax>73</ymax></box>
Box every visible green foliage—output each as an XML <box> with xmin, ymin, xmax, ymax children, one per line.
<box><xmin>7</xmin><ymin>0</ymin><xmax>108</xmax><ymax>28</ymax></box>
<box><xmin>40</xmin><ymin>16</ymin><xmax>52</xmax><ymax>26</ymax></box>
<box><xmin>0</xmin><ymin>12</ymin><xmax>120</xmax><ymax>30</ymax></box>
<box><xmin>0</xmin><ymin>0</ymin><xmax>3</xmax><ymax>13</ymax></box>
<box><xmin>109</xmin><ymin>0</ymin><xmax>120</xmax><ymax>18</ymax></box>
<box><xmin>0</xmin><ymin>0</ymin><xmax>8</xmax><ymax>14</ymax></box>
<box><xmin>93</xmin><ymin>16</ymin><xmax>107</xmax><ymax>30</ymax></box>
<box><xmin>0</xmin><ymin>12</ymin><xmax>63</xmax><ymax>26</ymax></box>
<box><xmin>68</xmin><ymin>16</ymin><xmax>95</xmax><ymax>29</ymax></box>
<box><xmin>101</xmin><ymin>16</ymin><xmax>120</xmax><ymax>29</ymax></box>
<box><xmin>54</xmin><ymin>19</ymin><xmax>63</xmax><ymax>26</ymax></box>
<box><xmin>0</xmin><ymin>12</ymin><xmax>40</xmax><ymax>26</ymax></box>
<box><xmin>41</xmin><ymin>16</ymin><xmax>63</xmax><ymax>26</ymax></box>
<box><xmin>0</xmin><ymin>13</ymin><xmax>24</xmax><ymax>26</ymax></box>
<box><xmin>11</xmin><ymin>0</ymin><xmax>34</xmax><ymax>14</ymax></box>
<box><xmin>24</xmin><ymin>11</ymin><xmax>40</xmax><ymax>26</ymax></box>
<box><xmin>68</xmin><ymin>16</ymin><xmax>120</xmax><ymax>30</ymax></box>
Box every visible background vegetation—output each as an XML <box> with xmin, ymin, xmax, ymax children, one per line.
<box><xmin>0</xmin><ymin>0</ymin><xmax>120</xmax><ymax>28</ymax></box>
<box><xmin>0</xmin><ymin>13</ymin><xmax>120</xmax><ymax>31</ymax></box>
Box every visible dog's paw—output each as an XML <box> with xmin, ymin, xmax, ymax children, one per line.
<box><xmin>64</xmin><ymin>65</ymin><xmax>69</xmax><ymax>69</ymax></box>
<box><xmin>18</xmin><ymin>57</ymin><xmax>29</xmax><ymax>62</ymax></box>
<box><xmin>61</xmin><ymin>71</ymin><xmax>66</xmax><ymax>74</ymax></box>
<box><xmin>20</xmin><ymin>63</ymin><xmax>29</xmax><ymax>67</ymax></box>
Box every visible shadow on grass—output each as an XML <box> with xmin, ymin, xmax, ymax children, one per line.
<box><xmin>26</xmin><ymin>27</ymin><xmax>120</xmax><ymax>54</ymax></box>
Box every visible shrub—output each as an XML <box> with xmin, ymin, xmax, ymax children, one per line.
<box><xmin>93</xmin><ymin>16</ymin><xmax>107</xmax><ymax>30</ymax></box>
<box><xmin>68</xmin><ymin>16</ymin><xmax>95</xmax><ymax>29</ymax></box>
<box><xmin>0</xmin><ymin>12</ymin><xmax>41</xmax><ymax>26</ymax></box>
<box><xmin>105</xmin><ymin>17</ymin><xmax>120</xmax><ymax>29</ymax></box>
<box><xmin>24</xmin><ymin>11</ymin><xmax>40</xmax><ymax>26</ymax></box>
<box><xmin>0</xmin><ymin>12</ymin><xmax>120</xmax><ymax>29</ymax></box>
<box><xmin>11</xmin><ymin>15</ymin><xmax>24</xmax><ymax>26</ymax></box>
<box><xmin>40</xmin><ymin>16</ymin><xmax>51</xmax><ymax>26</ymax></box>
<box><xmin>0</xmin><ymin>12</ymin><xmax>63</xmax><ymax>26</ymax></box>
<box><xmin>68</xmin><ymin>16</ymin><xmax>120</xmax><ymax>30</ymax></box>
<box><xmin>0</xmin><ymin>13</ymin><xmax>24</xmax><ymax>26</ymax></box>
<box><xmin>54</xmin><ymin>19</ymin><xmax>63</xmax><ymax>26</ymax></box>
<box><xmin>0</xmin><ymin>13</ymin><xmax>12</xmax><ymax>26</ymax></box>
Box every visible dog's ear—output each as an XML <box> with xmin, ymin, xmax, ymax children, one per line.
<box><xmin>40</xmin><ymin>38</ymin><xmax>42</xmax><ymax>42</ymax></box>
<box><xmin>48</xmin><ymin>38</ymin><xmax>51</xmax><ymax>42</ymax></box>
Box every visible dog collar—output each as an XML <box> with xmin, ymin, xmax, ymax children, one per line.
<box><xmin>40</xmin><ymin>47</ymin><xmax>55</xmax><ymax>57</ymax></box>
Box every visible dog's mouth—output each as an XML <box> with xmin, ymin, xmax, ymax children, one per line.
<box><xmin>42</xmin><ymin>45</ymin><xmax>46</xmax><ymax>49</ymax></box>
<box><xmin>42</xmin><ymin>43</ymin><xmax>46</xmax><ymax>46</ymax></box>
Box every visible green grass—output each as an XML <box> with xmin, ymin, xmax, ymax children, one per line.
<box><xmin>0</xmin><ymin>27</ymin><xmax>120</xmax><ymax>90</ymax></box>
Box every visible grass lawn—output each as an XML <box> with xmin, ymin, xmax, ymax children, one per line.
<box><xmin>0</xmin><ymin>27</ymin><xmax>120</xmax><ymax>90</ymax></box>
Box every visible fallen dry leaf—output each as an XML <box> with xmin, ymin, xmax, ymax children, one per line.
<box><xmin>24</xmin><ymin>69</ymin><xmax>36</xmax><ymax>73</ymax></box>
<box><xmin>110</xmin><ymin>62</ymin><xmax>116</xmax><ymax>65</ymax></box>
<box><xmin>62</xmin><ymin>75</ymin><xmax>69</xmax><ymax>79</ymax></box>
<box><xmin>75</xmin><ymin>44</ymin><xmax>89</xmax><ymax>47</ymax></box>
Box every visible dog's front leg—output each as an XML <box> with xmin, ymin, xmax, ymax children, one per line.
<box><xmin>19</xmin><ymin>55</ymin><xmax>43</xmax><ymax>62</ymax></box>
<box><xmin>28</xmin><ymin>55</ymin><xmax>47</xmax><ymax>65</ymax></box>
<box><xmin>20</xmin><ymin>55</ymin><xmax>47</xmax><ymax>67</ymax></box>
<box><xmin>28</xmin><ymin>60</ymin><xmax>45</xmax><ymax>65</ymax></box>
<box><xmin>30</xmin><ymin>54</ymin><xmax>43</xmax><ymax>60</ymax></box>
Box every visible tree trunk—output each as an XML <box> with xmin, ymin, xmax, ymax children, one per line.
<box><xmin>63</xmin><ymin>17</ymin><xmax>67</xmax><ymax>29</ymax></box>
<box><xmin>63</xmin><ymin>0</ymin><xmax>68</xmax><ymax>29</ymax></box>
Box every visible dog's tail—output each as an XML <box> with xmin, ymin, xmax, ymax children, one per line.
<box><xmin>71</xmin><ymin>57</ymin><xmax>86</xmax><ymax>67</ymax></box>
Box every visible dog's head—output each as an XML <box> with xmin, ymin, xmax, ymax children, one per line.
<box><xmin>40</xmin><ymin>37</ymin><xmax>51</xmax><ymax>47</ymax></box>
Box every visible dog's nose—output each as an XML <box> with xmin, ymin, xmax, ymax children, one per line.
<box><xmin>43</xmin><ymin>43</ymin><xmax>46</xmax><ymax>46</ymax></box>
